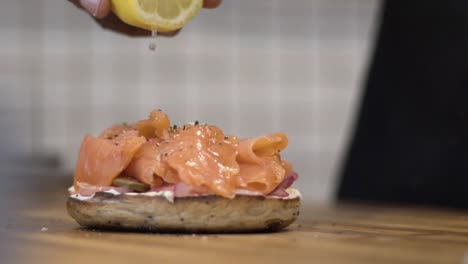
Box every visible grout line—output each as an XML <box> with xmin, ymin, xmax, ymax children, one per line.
<box><xmin>231</xmin><ymin>1</ymin><xmax>240</xmax><ymax>135</ymax></box>
<box><xmin>185</xmin><ymin>28</ymin><xmax>199</xmax><ymax>122</ymax></box>
<box><xmin>272</xmin><ymin>0</ymin><xmax>281</xmax><ymax>131</ymax></box>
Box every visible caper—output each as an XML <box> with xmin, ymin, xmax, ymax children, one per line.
<box><xmin>112</xmin><ymin>177</ymin><xmax>150</xmax><ymax>192</ymax></box>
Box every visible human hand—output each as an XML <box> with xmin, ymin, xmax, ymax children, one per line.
<box><xmin>69</xmin><ymin>0</ymin><xmax>222</xmax><ymax>36</ymax></box>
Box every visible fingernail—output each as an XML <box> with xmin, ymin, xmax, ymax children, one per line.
<box><xmin>80</xmin><ymin>0</ymin><xmax>102</xmax><ymax>17</ymax></box>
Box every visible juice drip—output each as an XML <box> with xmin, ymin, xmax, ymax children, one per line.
<box><xmin>149</xmin><ymin>29</ymin><xmax>157</xmax><ymax>51</ymax></box>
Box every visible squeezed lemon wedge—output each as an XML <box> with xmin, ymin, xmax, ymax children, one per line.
<box><xmin>111</xmin><ymin>0</ymin><xmax>203</xmax><ymax>32</ymax></box>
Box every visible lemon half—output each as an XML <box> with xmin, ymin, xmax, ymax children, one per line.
<box><xmin>111</xmin><ymin>0</ymin><xmax>203</xmax><ymax>32</ymax></box>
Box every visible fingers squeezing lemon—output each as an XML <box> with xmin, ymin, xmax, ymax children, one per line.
<box><xmin>111</xmin><ymin>0</ymin><xmax>203</xmax><ymax>32</ymax></box>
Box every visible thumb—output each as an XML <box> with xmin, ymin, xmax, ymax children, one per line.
<box><xmin>80</xmin><ymin>0</ymin><xmax>111</xmax><ymax>19</ymax></box>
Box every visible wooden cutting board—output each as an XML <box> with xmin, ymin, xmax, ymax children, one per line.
<box><xmin>3</xmin><ymin>190</ymin><xmax>468</xmax><ymax>264</ymax></box>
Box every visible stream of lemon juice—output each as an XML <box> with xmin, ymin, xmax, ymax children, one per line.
<box><xmin>149</xmin><ymin>29</ymin><xmax>158</xmax><ymax>51</ymax></box>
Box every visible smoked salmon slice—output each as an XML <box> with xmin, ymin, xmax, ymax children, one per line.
<box><xmin>73</xmin><ymin>110</ymin><xmax>294</xmax><ymax>198</ymax></box>
<box><xmin>126</xmin><ymin>125</ymin><xmax>240</xmax><ymax>198</ymax></box>
<box><xmin>134</xmin><ymin>109</ymin><xmax>171</xmax><ymax>139</ymax></box>
<box><xmin>237</xmin><ymin>133</ymin><xmax>289</xmax><ymax>194</ymax></box>
<box><xmin>74</xmin><ymin>130</ymin><xmax>145</xmax><ymax>192</ymax></box>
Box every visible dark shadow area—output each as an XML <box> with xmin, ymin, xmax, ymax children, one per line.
<box><xmin>76</xmin><ymin>225</ymin><xmax>294</xmax><ymax>235</ymax></box>
<box><xmin>337</xmin><ymin>0</ymin><xmax>468</xmax><ymax>209</ymax></box>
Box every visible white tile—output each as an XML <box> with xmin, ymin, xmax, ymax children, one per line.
<box><xmin>0</xmin><ymin>1</ymin><xmax>20</xmax><ymax>30</ymax></box>
<box><xmin>66</xmin><ymin>107</ymin><xmax>94</xmax><ymax>139</ymax></box>
<box><xmin>0</xmin><ymin>109</ymin><xmax>33</xmax><ymax>155</ymax></box>
<box><xmin>278</xmin><ymin>102</ymin><xmax>315</xmax><ymax>137</ymax></box>
<box><xmin>318</xmin><ymin>54</ymin><xmax>361</xmax><ymax>90</ymax></box>
<box><xmin>279</xmin><ymin>53</ymin><xmax>316</xmax><ymax>103</ymax></box>
<box><xmin>238</xmin><ymin>54</ymin><xmax>275</xmax><ymax>104</ymax></box>
<box><xmin>197</xmin><ymin>104</ymin><xmax>234</xmax><ymax>133</ymax></box>
<box><xmin>238</xmin><ymin>103</ymin><xmax>277</xmax><ymax>137</ymax></box>
<box><xmin>0</xmin><ymin>30</ymin><xmax>21</xmax><ymax>56</ymax></box>
<box><xmin>41</xmin><ymin>107</ymin><xmax>68</xmax><ymax>151</ymax></box>
<box><xmin>195</xmin><ymin>55</ymin><xmax>235</xmax><ymax>104</ymax></box>
<box><xmin>0</xmin><ymin>73</ymin><xmax>32</xmax><ymax>109</ymax></box>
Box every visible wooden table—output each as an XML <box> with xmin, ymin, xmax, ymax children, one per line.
<box><xmin>3</xmin><ymin>188</ymin><xmax>468</xmax><ymax>264</ymax></box>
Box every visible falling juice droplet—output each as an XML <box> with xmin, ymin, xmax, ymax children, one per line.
<box><xmin>149</xmin><ymin>29</ymin><xmax>157</xmax><ymax>51</ymax></box>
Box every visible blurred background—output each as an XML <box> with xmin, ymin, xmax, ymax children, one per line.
<box><xmin>0</xmin><ymin>0</ymin><xmax>380</xmax><ymax>203</ymax></box>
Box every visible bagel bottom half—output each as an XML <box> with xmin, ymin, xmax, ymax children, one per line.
<box><xmin>67</xmin><ymin>189</ymin><xmax>301</xmax><ymax>233</ymax></box>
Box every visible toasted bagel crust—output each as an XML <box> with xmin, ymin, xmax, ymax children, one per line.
<box><xmin>67</xmin><ymin>190</ymin><xmax>301</xmax><ymax>233</ymax></box>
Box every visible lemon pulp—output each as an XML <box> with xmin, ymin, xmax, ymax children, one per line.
<box><xmin>111</xmin><ymin>0</ymin><xmax>203</xmax><ymax>32</ymax></box>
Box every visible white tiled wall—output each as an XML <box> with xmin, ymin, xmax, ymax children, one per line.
<box><xmin>0</xmin><ymin>0</ymin><xmax>381</xmax><ymax>203</ymax></box>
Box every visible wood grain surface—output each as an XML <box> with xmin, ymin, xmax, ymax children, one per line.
<box><xmin>3</xmin><ymin>190</ymin><xmax>468</xmax><ymax>264</ymax></box>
